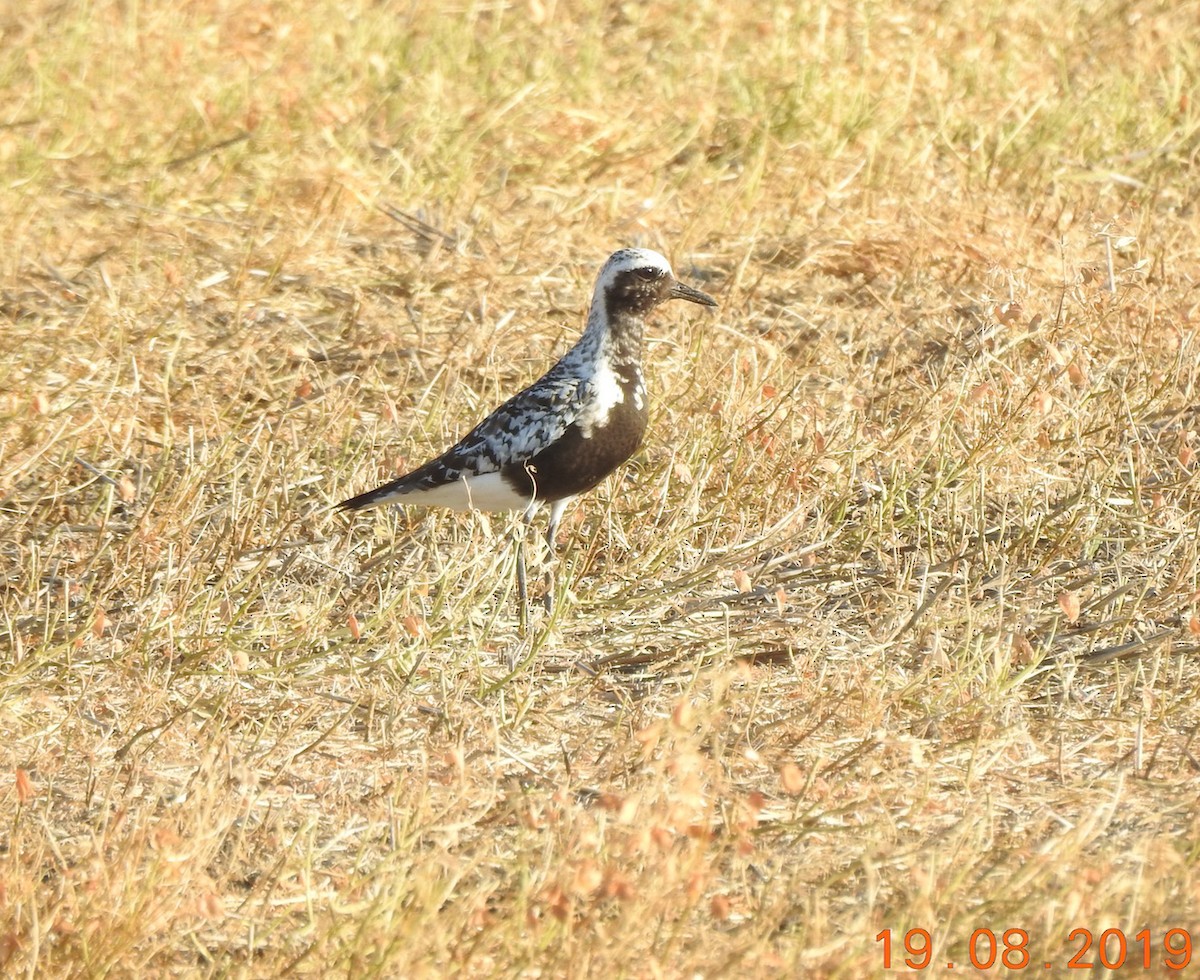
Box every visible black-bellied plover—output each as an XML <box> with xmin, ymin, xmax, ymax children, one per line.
<box><xmin>338</xmin><ymin>247</ymin><xmax>718</xmax><ymax>613</ymax></box>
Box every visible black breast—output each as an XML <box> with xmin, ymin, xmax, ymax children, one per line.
<box><xmin>501</xmin><ymin>370</ymin><xmax>648</xmax><ymax>503</ymax></box>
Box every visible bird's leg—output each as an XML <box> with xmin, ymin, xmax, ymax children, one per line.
<box><xmin>516</xmin><ymin>531</ymin><xmax>529</xmax><ymax>632</ymax></box>
<box><xmin>517</xmin><ymin>503</ymin><xmax>537</xmax><ymax>632</ymax></box>
<box><xmin>543</xmin><ymin>498</ymin><xmax>570</xmax><ymax>614</ymax></box>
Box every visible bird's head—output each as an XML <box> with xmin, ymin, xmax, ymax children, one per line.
<box><xmin>595</xmin><ymin>248</ymin><xmax>718</xmax><ymax>316</ymax></box>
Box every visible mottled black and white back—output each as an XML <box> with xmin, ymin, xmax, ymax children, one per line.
<box><xmin>337</xmin><ymin>247</ymin><xmax>717</xmax><ymax>547</ymax></box>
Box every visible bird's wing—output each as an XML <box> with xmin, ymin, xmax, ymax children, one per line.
<box><xmin>337</xmin><ymin>372</ymin><xmax>589</xmax><ymax>511</ymax></box>
<box><xmin>435</xmin><ymin>374</ymin><xmax>586</xmax><ymax>477</ymax></box>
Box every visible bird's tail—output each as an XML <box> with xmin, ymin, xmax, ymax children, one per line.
<box><xmin>336</xmin><ymin>480</ymin><xmax>410</xmax><ymax>512</ymax></box>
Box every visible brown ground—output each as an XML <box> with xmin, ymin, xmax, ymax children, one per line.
<box><xmin>3</xmin><ymin>0</ymin><xmax>1200</xmax><ymax>975</ymax></box>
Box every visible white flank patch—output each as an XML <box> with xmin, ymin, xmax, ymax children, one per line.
<box><xmin>576</xmin><ymin>361</ymin><xmax>624</xmax><ymax>438</ymax></box>
<box><xmin>399</xmin><ymin>471</ymin><xmax>530</xmax><ymax>513</ymax></box>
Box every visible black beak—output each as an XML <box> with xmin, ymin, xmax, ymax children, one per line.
<box><xmin>669</xmin><ymin>278</ymin><xmax>718</xmax><ymax>308</ymax></box>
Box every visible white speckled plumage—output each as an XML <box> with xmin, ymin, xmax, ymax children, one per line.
<box><xmin>338</xmin><ymin>248</ymin><xmax>715</xmax><ymax>518</ymax></box>
<box><xmin>338</xmin><ymin>247</ymin><xmax>718</xmax><ymax>610</ymax></box>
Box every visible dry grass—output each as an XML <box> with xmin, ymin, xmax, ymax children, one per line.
<box><xmin>4</xmin><ymin>0</ymin><xmax>1200</xmax><ymax>975</ymax></box>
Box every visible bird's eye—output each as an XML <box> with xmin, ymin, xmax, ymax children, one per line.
<box><xmin>634</xmin><ymin>267</ymin><xmax>661</xmax><ymax>282</ymax></box>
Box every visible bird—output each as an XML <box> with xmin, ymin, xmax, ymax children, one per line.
<box><xmin>337</xmin><ymin>247</ymin><xmax>718</xmax><ymax>615</ymax></box>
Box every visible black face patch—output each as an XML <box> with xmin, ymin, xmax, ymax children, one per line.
<box><xmin>604</xmin><ymin>267</ymin><xmax>674</xmax><ymax>316</ymax></box>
